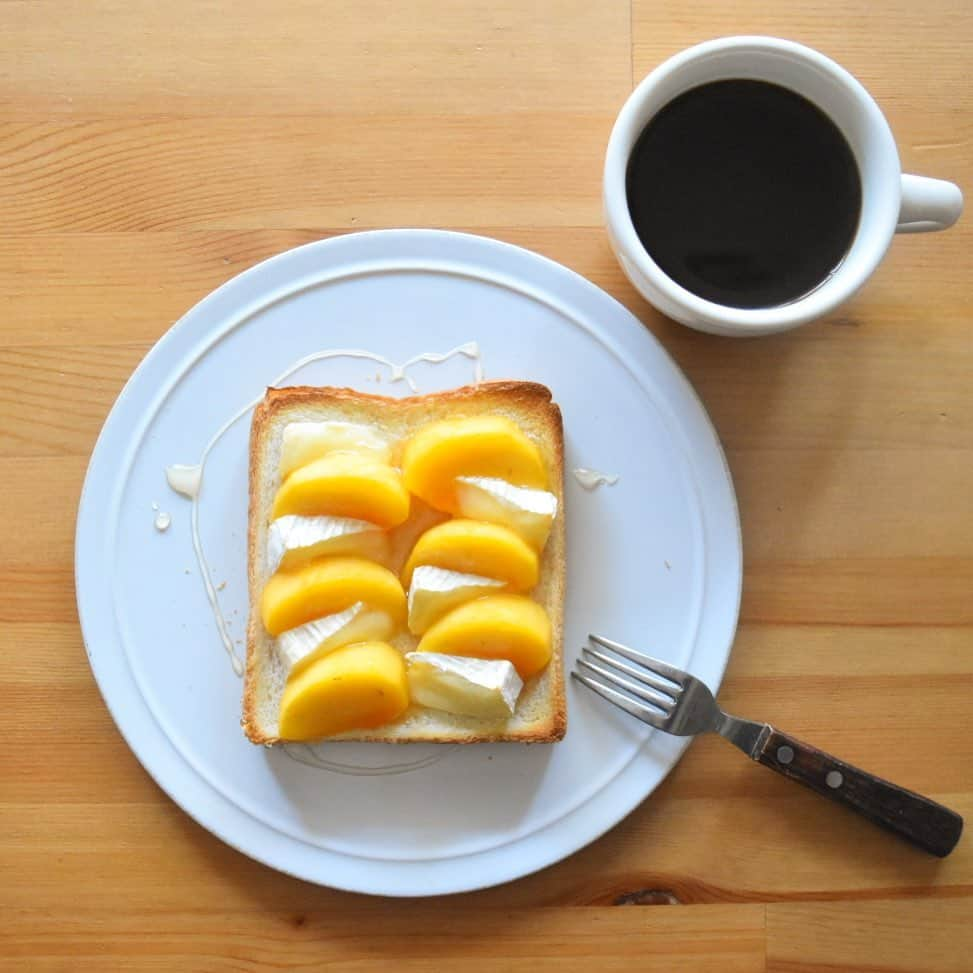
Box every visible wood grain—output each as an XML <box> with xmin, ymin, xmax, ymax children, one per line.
<box><xmin>2</xmin><ymin>0</ymin><xmax>631</xmax><ymax>117</ymax></box>
<box><xmin>3</xmin><ymin>905</ymin><xmax>766</xmax><ymax>972</ymax></box>
<box><xmin>2</xmin><ymin>0</ymin><xmax>971</xmax><ymax>969</ymax></box>
<box><xmin>766</xmin><ymin>899</ymin><xmax>972</xmax><ymax>972</ymax></box>
<box><xmin>0</xmin><ymin>116</ymin><xmax>617</xmax><ymax>232</ymax></box>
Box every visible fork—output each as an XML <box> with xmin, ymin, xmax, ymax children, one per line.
<box><xmin>574</xmin><ymin>634</ymin><xmax>963</xmax><ymax>858</ymax></box>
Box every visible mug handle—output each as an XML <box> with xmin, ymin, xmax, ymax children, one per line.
<box><xmin>897</xmin><ymin>174</ymin><xmax>963</xmax><ymax>233</ymax></box>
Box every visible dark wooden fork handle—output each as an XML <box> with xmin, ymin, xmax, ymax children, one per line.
<box><xmin>753</xmin><ymin>726</ymin><xmax>963</xmax><ymax>857</ymax></box>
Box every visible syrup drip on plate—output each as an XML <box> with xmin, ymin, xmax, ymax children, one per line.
<box><xmin>280</xmin><ymin>742</ymin><xmax>457</xmax><ymax>776</ymax></box>
<box><xmin>573</xmin><ymin>468</ymin><xmax>619</xmax><ymax>490</ymax></box>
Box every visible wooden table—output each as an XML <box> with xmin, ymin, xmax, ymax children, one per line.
<box><xmin>2</xmin><ymin>2</ymin><xmax>970</xmax><ymax>969</ymax></box>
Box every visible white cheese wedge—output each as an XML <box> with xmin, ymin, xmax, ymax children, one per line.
<box><xmin>276</xmin><ymin>602</ymin><xmax>396</xmax><ymax>674</ymax></box>
<box><xmin>406</xmin><ymin>652</ymin><xmax>523</xmax><ymax>719</ymax></box>
<box><xmin>407</xmin><ymin>565</ymin><xmax>506</xmax><ymax>634</ymax></box>
<box><xmin>267</xmin><ymin>515</ymin><xmax>389</xmax><ymax>573</ymax></box>
<box><xmin>454</xmin><ymin>476</ymin><xmax>558</xmax><ymax>550</ymax></box>
<box><xmin>280</xmin><ymin>421</ymin><xmax>392</xmax><ymax>477</ymax></box>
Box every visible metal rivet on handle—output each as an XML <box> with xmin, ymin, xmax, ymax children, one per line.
<box><xmin>777</xmin><ymin>745</ymin><xmax>794</xmax><ymax>765</ymax></box>
<box><xmin>826</xmin><ymin>770</ymin><xmax>843</xmax><ymax>789</ymax></box>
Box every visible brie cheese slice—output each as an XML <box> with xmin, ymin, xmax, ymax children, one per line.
<box><xmin>407</xmin><ymin>565</ymin><xmax>505</xmax><ymax>634</ymax></box>
<box><xmin>454</xmin><ymin>476</ymin><xmax>558</xmax><ymax>549</ymax></box>
<box><xmin>280</xmin><ymin>420</ymin><xmax>392</xmax><ymax>477</ymax></box>
<box><xmin>406</xmin><ymin>652</ymin><xmax>523</xmax><ymax>719</ymax></box>
<box><xmin>267</xmin><ymin>515</ymin><xmax>388</xmax><ymax>573</ymax></box>
<box><xmin>276</xmin><ymin>602</ymin><xmax>395</xmax><ymax>674</ymax></box>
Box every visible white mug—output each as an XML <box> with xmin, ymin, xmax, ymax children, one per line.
<box><xmin>603</xmin><ymin>36</ymin><xmax>963</xmax><ymax>337</ymax></box>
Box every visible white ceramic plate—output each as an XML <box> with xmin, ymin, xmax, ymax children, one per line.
<box><xmin>76</xmin><ymin>229</ymin><xmax>741</xmax><ymax>896</ymax></box>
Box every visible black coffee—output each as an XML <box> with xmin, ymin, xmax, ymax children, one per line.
<box><xmin>626</xmin><ymin>79</ymin><xmax>862</xmax><ymax>309</ymax></box>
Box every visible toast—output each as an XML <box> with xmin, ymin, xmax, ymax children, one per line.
<box><xmin>243</xmin><ymin>381</ymin><xmax>566</xmax><ymax>745</ymax></box>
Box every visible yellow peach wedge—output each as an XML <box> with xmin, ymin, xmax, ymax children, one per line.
<box><xmin>401</xmin><ymin>519</ymin><xmax>539</xmax><ymax>590</ymax></box>
<box><xmin>261</xmin><ymin>556</ymin><xmax>406</xmax><ymax>637</ymax></box>
<box><xmin>402</xmin><ymin>416</ymin><xmax>547</xmax><ymax>513</ymax></box>
<box><xmin>271</xmin><ymin>452</ymin><xmax>409</xmax><ymax>527</ymax></box>
<box><xmin>278</xmin><ymin>641</ymin><xmax>409</xmax><ymax>740</ymax></box>
<box><xmin>416</xmin><ymin>593</ymin><xmax>552</xmax><ymax>679</ymax></box>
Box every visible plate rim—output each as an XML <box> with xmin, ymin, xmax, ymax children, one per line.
<box><xmin>75</xmin><ymin>228</ymin><xmax>742</xmax><ymax>895</ymax></box>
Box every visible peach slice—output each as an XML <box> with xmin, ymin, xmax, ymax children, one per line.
<box><xmin>278</xmin><ymin>641</ymin><xmax>409</xmax><ymax>740</ymax></box>
<box><xmin>402</xmin><ymin>416</ymin><xmax>547</xmax><ymax>513</ymax></box>
<box><xmin>272</xmin><ymin>452</ymin><xmax>409</xmax><ymax>527</ymax></box>
<box><xmin>261</xmin><ymin>556</ymin><xmax>406</xmax><ymax>637</ymax></box>
<box><xmin>415</xmin><ymin>593</ymin><xmax>552</xmax><ymax>679</ymax></box>
<box><xmin>401</xmin><ymin>519</ymin><xmax>539</xmax><ymax>590</ymax></box>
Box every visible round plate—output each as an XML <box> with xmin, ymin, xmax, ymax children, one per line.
<box><xmin>76</xmin><ymin>229</ymin><xmax>741</xmax><ymax>896</ymax></box>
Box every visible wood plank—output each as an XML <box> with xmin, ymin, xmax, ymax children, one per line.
<box><xmin>732</xmin><ymin>450</ymin><xmax>973</xmax><ymax>561</ymax></box>
<box><xmin>0</xmin><ymin>116</ymin><xmax>612</xmax><ymax>232</ymax></box>
<box><xmin>660</xmin><ymin>301</ymin><xmax>973</xmax><ymax>454</ymax></box>
<box><xmin>727</xmin><ymin>623</ymin><xmax>973</xmax><ymax>678</ymax></box>
<box><xmin>766</xmin><ymin>898</ymin><xmax>973</xmax><ymax>972</ymax></box>
<box><xmin>1</xmin><ymin>904</ymin><xmax>766</xmax><ymax>972</ymax></box>
<box><xmin>0</xmin><ymin>228</ymin><xmax>631</xmax><ymax>347</ymax></box>
<box><xmin>0</xmin><ymin>354</ymin><xmax>145</xmax><ymax>457</ymax></box>
<box><xmin>0</xmin><ymin>622</ymin><xmax>92</xmax><ymax>684</ymax></box>
<box><xmin>740</xmin><ymin>558</ymin><xmax>973</xmax><ymax>627</ymax></box>
<box><xmin>2</xmin><ymin>779</ymin><xmax>969</xmax><ymax>912</ymax></box>
<box><xmin>0</xmin><ymin>231</ymin><xmax>326</xmax><ymax>347</ymax></box>
<box><xmin>1</xmin><ymin>0</ymin><xmax>631</xmax><ymax>117</ymax></box>
<box><xmin>0</xmin><ymin>460</ymin><xmax>84</xmax><ymax>564</ymax></box>
<box><xmin>632</xmin><ymin>0</ymin><xmax>973</xmax><ymax>127</ymax></box>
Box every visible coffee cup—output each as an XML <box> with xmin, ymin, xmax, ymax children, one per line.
<box><xmin>603</xmin><ymin>36</ymin><xmax>963</xmax><ymax>336</ymax></box>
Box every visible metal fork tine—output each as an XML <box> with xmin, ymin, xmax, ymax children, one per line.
<box><xmin>588</xmin><ymin>633</ymin><xmax>686</xmax><ymax>687</ymax></box>
<box><xmin>578</xmin><ymin>655</ymin><xmax>674</xmax><ymax>713</ymax></box>
<box><xmin>571</xmin><ymin>671</ymin><xmax>666</xmax><ymax>729</ymax></box>
<box><xmin>582</xmin><ymin>646</ymin><xmax>680</xmax><ymax>702</ymax></box>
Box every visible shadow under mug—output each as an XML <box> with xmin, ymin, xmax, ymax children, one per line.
<box><xmin>604</xmin><ymin>36</ymin><xmax>964</xmax><ymax>337</ymax></box>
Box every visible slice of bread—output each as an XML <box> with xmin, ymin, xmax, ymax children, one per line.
<box><xmin>243</xmin><ymin>381</ymin><xmax>566</xmax><ymax>745</ymax></box>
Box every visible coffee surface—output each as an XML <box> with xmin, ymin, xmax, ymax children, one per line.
<box><xmin>626</xmin><ymin>79</ymin><xmax>862</xmax><ymax>309</ymax></box>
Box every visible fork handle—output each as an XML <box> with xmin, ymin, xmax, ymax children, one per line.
<box><xmin>753</xmin><ymin>726</ymin><xmax>963</xmax><ymax>857</ymax></box>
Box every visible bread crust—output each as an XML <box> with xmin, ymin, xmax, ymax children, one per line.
<box><xmin>243</xmin><ymin>381</ymin><xmax>566</xmax><ymax>746</ymax></box>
